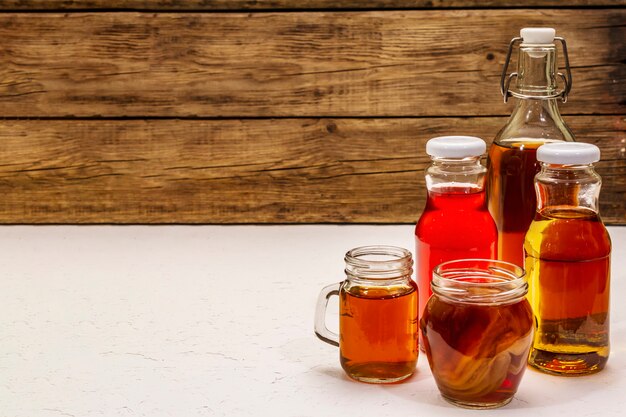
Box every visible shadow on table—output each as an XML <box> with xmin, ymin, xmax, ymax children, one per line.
<box><xmin>381</xmin><ymin>358</ymin><xmax>623</xmax><ymax>410</ymax></box>
<box><xmin>309</xmin><ymin>344</ymin><xmax>624</xmax><ymax>411</ymax></box>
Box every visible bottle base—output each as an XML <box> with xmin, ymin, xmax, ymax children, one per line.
<box><xmin>441</xmin><ymin>394</ymin><xmax>513</xmax><ymax>409</ymax></box>
<box><xmin>342</xmin><ymin>361</ymin><xmax>415</xmax><ymax>384</ymax></box>
<box><xmin>529</xmin><ymin>348</ymin><xmax>607</xmax><ymax>376</ymax></box>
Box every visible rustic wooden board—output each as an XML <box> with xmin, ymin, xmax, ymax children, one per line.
<box><xmin>0</xmin><ymin>117</ymin><xmax>622</xmax><ymax>224</ymax></box>
<box><xmin>0</xmin><ymin>10</ymin><xmax>623</xmax><ymax>118</ymax></box>
<box><xmin>1</xmin><ymin>1</ymin><xmax>624</xmax><ymax>10</ymax></box>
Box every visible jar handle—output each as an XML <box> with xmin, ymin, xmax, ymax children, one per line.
<box><xmin>314</xmin><ymin>282</ymin><xmax>341</xmax><ymax>347</ymax></box>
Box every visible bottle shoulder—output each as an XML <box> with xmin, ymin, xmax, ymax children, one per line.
<box><xmin>524</xmin><ymin>208</ymin><xmax>611</xmax><ymax>260</ymax></box>
<box><xmin>494</xmin><ymin>99</ymin><xmax>576</xmax><ymax>145</ymax></box>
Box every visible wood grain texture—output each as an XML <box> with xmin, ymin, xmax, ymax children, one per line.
<box><xmin>0</xmin><ymin>117</ymin><xmax>623</xmax><ymax>224</ymax></box>
<box><xmin>0</xmin><ymin>10</ymin><xmax>623</xmax><ymax>118</ymax></box>
<box><xmin>1</xmin><ymin>1</ymin><xmax>625</xmax><ymax>9</ymax></box>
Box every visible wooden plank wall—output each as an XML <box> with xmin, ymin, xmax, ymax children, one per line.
<box><xmin>0</xmin><ymin>1</ymin><xmax>624</xmax><ymax>224</ymax></box>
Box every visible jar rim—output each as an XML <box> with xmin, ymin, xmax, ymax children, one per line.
<box><xmin>432</xmin><ymin>259</ymin><xmax>527</xmax><ymax>305</ymax></box>
<box><xmin>344</xmin><ymin>245</ymin><xmax>413</xmax><ymax>280</ymax></box>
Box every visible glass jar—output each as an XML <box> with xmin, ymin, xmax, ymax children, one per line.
<box><xmin>415</xmin><ymin>136</ymin><xmax>497</xmax><ymax>347</ymax></box>
<box><xmin>314</xmin><ymin>245</ymin><xmax>418</xmax><ymax>383</ymax></box>
<box><xmin>421</xmin><ymin>259</ymin><xmax>533</xmax><ymax>409</ymax></box>
<box><xmin>525</xmin><ymin>142</ymin><xmax>611</xmax><ymax>375</ymax></box>
<box><xmin>487</xmin><ymin>27</ymin><xmax>575</xmax><ymax>268</ymax></box>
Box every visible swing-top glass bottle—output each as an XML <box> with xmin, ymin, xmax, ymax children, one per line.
<box><xmin>487</xmin><ymin>28</ymin><xmax>575</xmax><ymax>268</ymax></box>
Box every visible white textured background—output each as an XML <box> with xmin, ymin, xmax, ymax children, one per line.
<box><xmin>1</xmin><ymin>226</ymin><xmax>624</xmax><ymax>417</ymax></box>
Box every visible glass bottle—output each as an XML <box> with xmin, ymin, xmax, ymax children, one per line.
<box><xmin>314</xmin><ymin>245</ymin><xmax>418</xmax><ymax>383</ymax></box>
<box><xmin>525</xmin><ymin>142</ymin><xmax>611</xmax><ymax>375</ymax></box>
<box><xmin>487</xmin><ymin>27</ymin><xmax>575</xmax><ymax>268</ymax></box>
<box><xmin>415</xmin><ymin>136</ymin><xmax>497</xmax><ymax>346</ymax></box>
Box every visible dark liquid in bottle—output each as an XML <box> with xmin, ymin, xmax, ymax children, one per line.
<box><xmin>421</xmin><ymin>295</ymin><xmax>533</xmax><ymax>408</ymax></box>
<box><xmin>339</xmin><ymin>284</ymin><xmax>418</xmax><ymax>383</ymax></box>
<box><xmin>525</xmin><ymin>207</ymin><xmax>611</xmax><ymax>375</ymax></box>
<box><xmin>487</xmin><ymin>140</ymin><xmax>546</xmax><ymax>268</ymax></box>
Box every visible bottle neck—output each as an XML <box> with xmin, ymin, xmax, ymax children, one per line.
<box><xmin>535</xmin><ymin>164</ymin><xmax>601</xmax><ymax>214</ymax></box>
<box><xmin>343</xmin><ymin>245</ymin><xmax>414</xmax><ymax>295</ymax></box>
<box><xmin>495</xmin><ymin>44</ymin><xmax>574</xmax><ymax>144</ymax></box>
<box><xmin>344</xmin><ymin>245</ymin><xmax>413</xmax><ymax>281</ymax></box>
<box><xmin>425</xmin><ymin>156</ymin><xmax>486</xmax><ymax>193</ymax></box>
<box><xmin>516</xmin><ymin>44</ymin><xmax>558</xmax><ymax>97</ymax></box>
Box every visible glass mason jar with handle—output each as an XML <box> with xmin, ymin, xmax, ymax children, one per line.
<box><xmin>314</xmin><ymin>245</ymin><xmax>418</xmax><ymax>383</ymax></box>
<box><xmin>525</xmin><ymin>142</ymin><xmax>611</xmax><ymax>375</ymax></box>
<box><xmin>487</xmin><ymin>27</ymin><xmax>575</xmax><ymax>268</ymax></box>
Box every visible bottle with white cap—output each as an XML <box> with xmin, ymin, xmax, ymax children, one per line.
<box><xmin>487</xmin><ymin>27</ymin><xmax>575</xmax><ymax>269</ymax></box>
<box><xmin>524</xmin><ymin>142</ymin><xmax>611</xmax><ymax>375</ymax></box>
<box><xmin>415</xmin><ymin>136</ymin><xmax>497</xmax><ymax>346</ymax></box>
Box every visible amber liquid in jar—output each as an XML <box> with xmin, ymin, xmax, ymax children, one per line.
<box><xmin>525</xmin><ymin>207</ymin><xmax>611</xmax><ymax>374</ymax></box>
<box><xmin>421</xmin><ymin>295</ymin><xmax>533</xmax><ymax>407</ymax></box>
<box><xmin>487</xmin><ymin>139</ymin><xmax>553</xmax><ymax>268</ymax></box>
<box><xmin>340</xmin><ymin>283</ymin><xmax>418</xmax><ymax>383</ymax></box>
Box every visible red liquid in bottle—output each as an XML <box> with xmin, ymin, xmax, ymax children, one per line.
<box><xmin>415</xmin><ymin>186</ymin><xmax>497</xmax><ymax>342</ymax></box>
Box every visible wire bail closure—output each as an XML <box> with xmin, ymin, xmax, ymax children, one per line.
<box><xmin>500</xmin><ymin>36</ymin><xmax>572</xmax><ymax>103</ymax></box>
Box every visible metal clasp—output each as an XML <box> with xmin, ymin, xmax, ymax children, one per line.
<box><xmin>554</xmin><ymin>37</ymin><xmax>572</xmax><ymax>102</ymax></box>
<box><xmin>500</xmin><ymin>37</ymin><xmax>522</xmax><ymax>103</ymax></box>
<box><xmin>500</xmin><ymin>36</ymin><xmax>573</xmax><ymax>103</ymax></box>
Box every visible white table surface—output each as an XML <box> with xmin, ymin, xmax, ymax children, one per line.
<box><xmin>1</xmin><ymin>225</ymin><xmax>624</xmax><ymax>417</ymax></box>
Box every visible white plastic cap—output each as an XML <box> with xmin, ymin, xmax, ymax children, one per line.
<box><xmin>426</xmin><ymin>136</ymin><xmax>486</xmax><ymax>158</ymax></box>
<box><xmin>537</xmin><ymin>142</ymin><xmax>601</xmax><ymax>165</ymax></box>
<box><xmin>520</xmin><ymin>27</ymin><xmax>556</xmax><ymax>44</ymax></box>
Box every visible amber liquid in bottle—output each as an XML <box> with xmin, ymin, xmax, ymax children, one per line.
<box><xmin>525</xmin><ymin>206</ymin><xmax>611</xmax><ymax>374</ymax></box>
<box><xmin>487</xmin><ymin>139</ymin><xmax>547</xmax><ymax>267</ymax></box>
<box><xmin>339</xmin><ymin>284</ymin><xmax>418</xmax><ymax>383</ymax></box>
